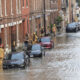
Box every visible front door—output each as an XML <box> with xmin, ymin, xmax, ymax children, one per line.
<box><xmin>11</xmin><ymin>26</ymin><xmax>16</xmax><ymax>51</ymax></box>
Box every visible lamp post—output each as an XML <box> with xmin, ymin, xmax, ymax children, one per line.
<box><xmin>43</xmin><ymin>0</ymin><xmax>46</xmax><ymax>36</ymax></box>
<box><xmin>71</xmin><ymin>4</ymin><xmax>74</xmax><ymax>22</ymax></box>
<box><xmin>50</xmin><ymin>0</ymin><xmax>52</xmax><ymax>33</ymax></box>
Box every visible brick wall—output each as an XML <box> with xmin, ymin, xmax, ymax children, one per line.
<box><xmin>0</xmin><ymin>0</ymin><xmax>23</xmax><ymax>53</ymax></box>
<box><xmin>21</xmin><ymin>0</ymin><xmax>30</xmax><ymax>36</ymax></box>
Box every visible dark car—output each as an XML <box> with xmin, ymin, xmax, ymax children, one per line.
<box><xmin>3</xmin><ymin>52</ymin><xmax>29</xmax><ymax>69</ymax></box>
<box><xmin>66</xmin><ymin>22</ymin><xmax>79</xmax><ymax>32</ymax></box>
<box><xmin>30</xmin><ymin>44</ymin><xmax>45</xmax><ymax>57</ymax></box>
<box><xmin>40</xmin><ymin>37</ymin><xmax>54</xmax><ymax>49</ymax></box>
<box><xmin>78</xmin><ymin>22</ymin><xmax>80</xmax><ymax>30</ymax></box>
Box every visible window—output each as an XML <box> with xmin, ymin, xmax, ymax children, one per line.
<box><xmin>26</xmin><ymin>0</ymin><xmax>28</xmax><ymax>7</ymax></box>
<box><xmin>16</xmin><ymin>0</ymin><xmax>18</xmax><ymax>14</ymax></box>
<box><xmin>19</xmin><ymin>0</ymin><xmax>21</xmax><ymax>14</ymax></box>
<box><xmin>34</xmin><ymin>0</ymin><xmax>36</xmax><ymax>10</ymax></box>
<box><xmin>66</xmin><ymin>0</ymin><xmax>68</xmax><ymax>7</ymax></box>
<box><xmin>27</xmin><ymin>18</ymin><xmax>29</xmax><ymax>33</ymax></box>
<box><xmin>62</xmin><ymin>0</ymin><xmax>64</xmax><ymax>3</ymax></box>
<box><xmin>5</xmin><ymin>0</ymin><xmax>7</xmax><ymax>16</ymax></box>
<box><xmin>23</xmin><ymin>0</ymin><xmax>24</xmax><ymax>7</ymax></box>
<box><xmin>11</xmin><ymin>0</ymin><xmax>13</xmax><ymax>15</ymax></box>
<box><xmin>77</xmin><ymin>14</ymin><xmax>79</xmax><ymax>17</ymax></box>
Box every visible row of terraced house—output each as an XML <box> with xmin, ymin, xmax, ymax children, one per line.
<box><xmin>0</xmin><ymin>0</ymin><xmax>74</xmax><ymax>54</ymax></box>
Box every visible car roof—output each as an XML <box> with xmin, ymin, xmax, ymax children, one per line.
<box><xmin>9</xmin><ymin>52</ymin><xmax>24</xmax><ymax>55</ymax></box>
<box><xmin>68</xmin><ymin>22</ymin><xmax>78</xmax><ymax>28</ymax></box>
<box><xmin>69</xmin><ymin>22</ymin><xmax>78</xmax><ymax>25</ymax></box>
<box><xmin>32</xmin><ymin>44</ymin><xmax>40</xmax><ymax>46</ymax></box>
<box><xmin>41</xmin><ymin>36</ymin><xmax>51</xmax><ymax>39</ymax></box>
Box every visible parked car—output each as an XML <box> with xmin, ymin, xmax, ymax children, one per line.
<box><xmin>66</xmin><ymin>22</ymin><xmax>79</xmax><ymax>32</ymax></box>
<box><xmin>40</xmin><ymin>37</ymin><xmax>54</xmax><ymax>49</ymax></box>
<box><xmin>3</xmin><ymin>52</ymin><xmax>29</xmax><ymax>69</ymax></box>
<box><xmin>78</xmin><ymin>22</ymin><xmax>80</xmax><ymax>30</ymax></box>
<box><xmin>30</xmin><ymin>44</ymin><xmax>45</xmax><ymax>57</ymax></box>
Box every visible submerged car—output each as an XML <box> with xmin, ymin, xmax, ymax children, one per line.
<box><xmin>40</xmin><ymin>37</ymin><xmax>54</xmax><ymax>49</ymax></box>
<box><xmin>3</xmin><ymin>52</ymin><xmax>29</xmax><ymax>69</ymax></box>
<box><xmin>30</xmin><ymin>44</ymin><xmax>45</xmax><ymax>57</ymax></box>
<box><xmin>66</xmin><ymin>22</ymin><xmax>79</xmax><ymax>32</ymax></box>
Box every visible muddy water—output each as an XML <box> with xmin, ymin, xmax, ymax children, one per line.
<box><xmin>0</xmin><ymin>32</ymin><xmax>80</xmax><ymax>80</ymax></box>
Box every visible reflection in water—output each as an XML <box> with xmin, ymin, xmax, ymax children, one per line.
<box><xmin>0</xmin><ymin>67</ymin><xmax>5</xmax><ymax>80</ymax></box>
<box><xmin>0</xmin><ymin>32</ymin><xmax>80</xmax><ymax>80</ymax></box>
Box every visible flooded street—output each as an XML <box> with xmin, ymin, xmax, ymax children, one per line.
<box><xmin>1</xmin><ymin>32</ymin><xmax>80</xmax><ymax>80</ymax></box>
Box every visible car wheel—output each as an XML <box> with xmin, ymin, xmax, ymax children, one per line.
<box><xmin>3</xmin><ymin>66</ymin><xmax>8</xmax><ymax>69</ymax></box>
<box><xmin>75</xmin><ymin>28</ymin><xmax>78</xmax><ymax>32</ymax></box>
<box><xmin>43</xmin><ymin>51</ymin><xmax>45</xmax><ymax>56</ymax></box>
<box><xmin>33</xmin><ymin>55</ymin><xmax>35</xmax><ymax>57</ymax></box>
<box><xmin>21</xmin><ymin>62</ymin><xmax>26</xmax><ymax>69</ymax></box>
<box><xmin>40</xmin><ymin>53</ymin><xmax>42</xmax><ymax>57</ymax></box>
<box><xmin>52</xmin><ymin>45</ymin><xmax>54</xmax><ymax>48</ymax></box>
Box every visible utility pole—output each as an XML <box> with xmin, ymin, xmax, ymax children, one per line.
<box><xmin>50</xmin><ymin>0</ymin><xmax>52</xmax><ymax>33</ymax></box>
<box><xmin>43</xmin><ymin>0</ymin><xmax>46</xmax><ymax>36</ymax></box>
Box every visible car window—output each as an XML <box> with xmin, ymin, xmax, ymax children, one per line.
<box><xmin>68</xmin><ymin>23</ymin><xmax>76</xmax><ymax>28</ymax></box>
<box><xmin>5</xmin><ymin>54</ymin><xmax>12</xmax><ymax>60</ymax></box>
<box><xmin>32</xmin><ymin>45</ymin><xmax>41</xmax><ymax>51</ymax></box>
<box><xmin>11</xmin><ymin>53</ymin><xmax>24</xmax><ymax>60</ymax></box>
<box><xmin>41</xmin><ymin>37</ymin><xmax>50</xmax><ymax>42</ymax></box>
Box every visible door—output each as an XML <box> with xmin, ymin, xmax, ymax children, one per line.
<box><xmin>11</xmin><ymin>26</ymin><xmax>16</xmax><ymax>51</ymax></box>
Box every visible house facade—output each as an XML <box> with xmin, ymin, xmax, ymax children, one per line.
<box><xmin>29</xmin><ymin>0</ymin><xmax>44</xmax><ymax>37</ymax></box>
<box><xmin>22</xmin><ymin>0</ymin><xmax>30</xmax><ymax>36</ymax></box>
<box><xmin>29</xmin><ymin>0</ymin><xmax>59</xmax><ymax>36</ymax></box>
<box><xmin>0</xmin><ymin>0</ymin><xmax>24</xmax><ymax>53</ymax></box>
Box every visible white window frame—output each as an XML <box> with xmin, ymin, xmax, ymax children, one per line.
<box><xmin>19</xmin><ymin>0</ymin><xmax>21</xmax><ymax>14</ymax></box>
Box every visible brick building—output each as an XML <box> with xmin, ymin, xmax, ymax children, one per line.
<box><xmin>71</xmin><ymin>0</ymin><xmax>77</xmax><ymax>21</ymax></box>
<box><xmin>29</xmin><ymin>0</ymin><xmax>59</xmax><ymax>36</ymax></box>
<box><xmin>64</xmin><ymin>0</ymin><xmax>72</xmax><ymax>23</ymax></box>
<box><xmin>29</xmin><ymin>0</ymin><xmax>44</xmax><ymax>36</ymax></box>
<box><xmin>0</xmin><ymin>0</ymin><xmax>24</xmax><ymax>53</ymax></box>
<box><xmin>22</xmin><ymin>0</ymin><xmax>30</xmax><ymax>36</ymax></box>
<box><xmin>50</xmin><ymin>0</ymin><xmax>59</xmax><ymax>25</ymax></box>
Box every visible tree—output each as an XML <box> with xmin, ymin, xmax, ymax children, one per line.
<box><xmin>55</xmin><ymin>16</ymin><xmax>63</xmax><ymax>32</ymax></box>
<box><xmin>55</xmin><ymin>16</ymin><xmax>63</xmax><ymax>26</ymax></box>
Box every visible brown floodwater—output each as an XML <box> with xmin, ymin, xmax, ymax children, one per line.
<box><xmin>0</xmin><ymin>32</ymin><xmax>80</xmax><ymax>80</ymax></box>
